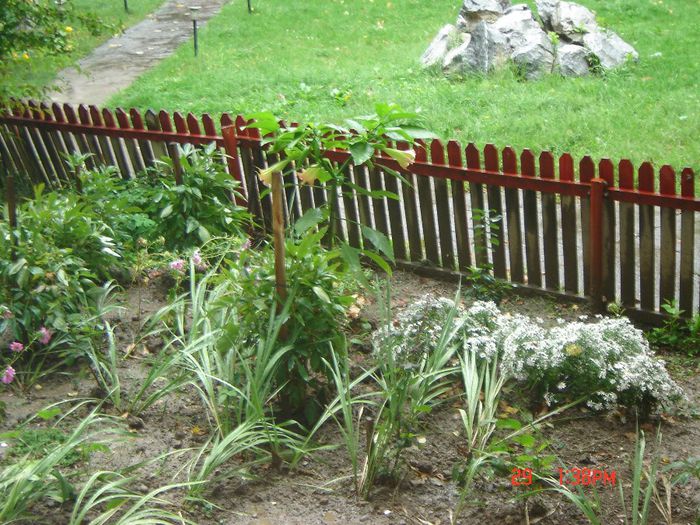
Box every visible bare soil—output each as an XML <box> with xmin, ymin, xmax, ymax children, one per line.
<box><xmin>1</xmin><ymin>270</ymin><xmax>699</xmax><ymax>524</ymax></box>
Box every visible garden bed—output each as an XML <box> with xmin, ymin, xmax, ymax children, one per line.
<box><xmin>2</xmin><ymin>271</ymin><xmax>698</xmax><ymax>525</ymax></box>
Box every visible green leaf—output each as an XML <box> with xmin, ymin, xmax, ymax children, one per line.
<box><xmin>361</xmin><ymin>225</ymin><xmax>394</xmax><ymax>262</ymax></box>
<box><xmin>513</xmin><ymin>434</ymin><xmax>536</xmax><ymax>448</ymax></box>
<box><xmin>160</xmin><ymin>204</ymin><xmax>173</xmax><ymax>218</ymax></box>
<box><xmin>197</xmin><ymin>225</ymin><xmax>211</xmax><ymax>242</ymax></box>
<box><xmin>312</xmin><ymin>286</ymin><xmax>331</xmax><ymax>304</ymax></box>
<box><xmin>56</xmin><ymin>268</ymin><xmax>68</xmax><ymax>286</ymax></box>
<box><xmin>294</xmin><ymin>208</ymin><xmax>325</xmax><ymax>236</ymax></box>
<box><xmin>349</xmin><ymin>142</ymin><xmax>374</xmax><ymax>165</ymax></box>
<box><xmin>186</xmin><ymin>216</ymin><xmax>199</xmax><ymax>234</ymax></box>
<box><xmin>496</xmin><ymin>418</ymin><xmax>522</xmax><ymax>430</ymax></box>
<box><xmin>361</xmin><ymin>249</ymin><xmax>392</xmax><ymax>275</ymax></box>
<box><xmin>37</xmin><ymin>407</ymin><xmax>62</xmax><ymax>420</ymax></box>
<box><xmin>8</xmin><ymin>258</ymin><xmax>27</xmax><ymax>275</ymax></box>
<box><xmin>516</xmin><ymin>454</ymin><xmax>535</xmax><ymax>464</ymax></box>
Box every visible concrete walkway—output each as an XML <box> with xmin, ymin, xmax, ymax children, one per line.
<box><xmin>50</xmin><ymin>0</ymin><xmax>230</xmax><ymax>106</ymax></box>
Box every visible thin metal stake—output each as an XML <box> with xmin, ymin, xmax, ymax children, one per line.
<box><xmin>124</xmin><ymin>0</ymin><xmax>129</xmax><ymax>13</ymax></box>
<box><xmin>192</xmin><ymin>19</ymin><xmax>198</xmax><ymax>56</ymax></box>
<box><xmin>247</xmin><ymin>0</ymin><xmax>252</xmax><ymax>13</ymax></box>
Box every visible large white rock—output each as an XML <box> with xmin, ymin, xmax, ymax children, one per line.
<box><xmin>583</xmin><ymin>28</ymin><xmax>638</xmax><ymax>69</ymax></box>
<box><xmin>535</xmin><ymin>0</ymin><xmax>559</xmax><ymax>29</ymax></box>
<box><xmin>492</xmin><ymin>4</ymin><xmax>552</xmax><ymax>52</ymax></box>
<box><xmin>444</xmin><ymin>21</ymin><xmax>510</xmax><ymax>74</ymax></box>
<box><xmin>421</xmin><ymin>24</ymin><xmax>458</xmax><ymax>67</ymax></box>
<box><xmin>425</xmin><ymin>0</ymin><xmax>638</xmax><ymax>79</ymax></box>
<box><xmin>551</xmin><ymin>1</ymin><xmax>598</xmax><ymax>43</ymax></box>
<box><xmin>457</xmin><ymin>0</ymin><xmax>512</xmax><ymax>31</ymax></box>
<box><xmin>555</xmin><ymin>43</ymin><xmax>591</xmax><ymax>76</ymax></box>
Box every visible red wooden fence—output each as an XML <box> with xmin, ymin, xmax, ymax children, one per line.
<box><xmin>1</xmin><ymin>101</ymin><xmax>698</xmax><ymax>324</ymax></box>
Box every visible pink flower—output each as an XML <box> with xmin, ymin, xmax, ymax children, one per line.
<box><xmin>1</xmin><ymin>366</ymin><xmax>15</xmax><ymax>384</ymax></box>
<box><xmin>192</xmin><ymin>250</ymin><xmax>202</xmax><ymax>266</ymax></box>
<box><xmin>241</xmin><ymin>239</ymin><xmax>251</xmax><ymax>251</ymax></box>
<box><xmin>169</xmin><ymin>259</ymin><xmax>185</xmax><ymax>272</ymax></box>
<box><xmin>2</xmin><ymin>309</ymin><xmax>12</xmax><ymax>319</ymax></box>
<box><xmin>38</xmin><ymin>327</ymin><xmax>52</xmax><ymax>345</ymax></box>
<box><xmin>9</xmin><ymin>341</ymin><xmax>24</xmax><ymax>353</ymax></box>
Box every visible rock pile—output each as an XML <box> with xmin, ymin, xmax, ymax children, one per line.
<box><xmin>421</xmin><ymin>0</ymin><xmax>638</xmax><ymax>79</ymax></box>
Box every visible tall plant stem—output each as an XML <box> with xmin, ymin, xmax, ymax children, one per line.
<box><xmin>325</xmin><ymin>158</ymin><xmax>351</xmax><ymax>248</ymax></box>
<box><xmin>271</xmin><ymin>171</ymin><xmax>287</xmax><ymax>340</ymax></box>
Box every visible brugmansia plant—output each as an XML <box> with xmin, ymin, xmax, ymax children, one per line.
<box><xmin>247</xmin><ymin>103</ymin><xmax>436</xmax><ymax>268</ymax></box>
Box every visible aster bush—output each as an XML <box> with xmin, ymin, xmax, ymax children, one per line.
<box><xmin>373</xmin><ymin>296</ymin><xmax>684</xmax><ymax>415</ymax></box>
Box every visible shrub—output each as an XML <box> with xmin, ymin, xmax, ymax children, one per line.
<box><xmin>72</xmin><ymin>145</ymin><xmax>250</xmax><ymax>253</ymax></box>
<box><xmin>374</xmin><ymin>296</ymin><xmax>684</xmax><ymax>415</ymax></box>
<box><xmin>232</xmin><ymin>228</ymin><xmax>355</xmax><ymax>420</ymax></box>
<box><xmin>0</xmin><ymin>222</ymin><xmax>97</xmax><ymax>344</ymax></box>
<box><xmin>18</xmin><ymin>184</ymin><xmax>123</xmax><ymax>279</ymax></box>
<box><xmin>146</xmin><ymin>143</ymin><xmax>249</xmax><ymax>249</ymax></box>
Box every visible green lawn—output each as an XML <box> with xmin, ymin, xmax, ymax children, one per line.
<box><xmin>109</xmin><ymin>0</ymin><xmax>699</xmax><ymax>172</ymax></box>
<box><xmin>6</xmin><ymin>0</ymin><xmax>164</xmax><ymax>96</ymax></box>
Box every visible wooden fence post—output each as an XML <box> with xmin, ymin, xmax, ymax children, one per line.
<box><xmin>221</xmin><ymin>125</ymin><xmax>246</xmax><ymax>206</ymax></box>
<box><xmin>168</xmin><ymin>142</ymin><xmax>183</xmax><ymax>185</ymax></box>
<box><xmin>589</xmin><ymin>178</ymin><xmax>607</xmax><ymax>313</ymax></box>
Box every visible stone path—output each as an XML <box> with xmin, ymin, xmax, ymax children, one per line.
<box><xmin>50</xmin><ymin>0</ymin><xmax>230</xmax><ymax>106</ymax></box>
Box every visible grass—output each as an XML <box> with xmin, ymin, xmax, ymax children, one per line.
<box><xmin>6</xmin><ymin>0</ymin><xmax>164</xmax><ymax>96</ymax></box>
<box><xmin>109</xmin><ymin>0</ymin><xmax>700</xmax><ymax>171</ymax></box>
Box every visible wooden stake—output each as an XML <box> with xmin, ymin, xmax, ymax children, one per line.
<box><xmin>271</xmin><ymin>170</ymin><xmax>287</xmax><ymax>338</ymax></box>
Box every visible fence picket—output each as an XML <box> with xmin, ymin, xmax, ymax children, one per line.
<box><xmin>599</xmin><ymin>158</ymin><xmax>616</xmax><ymax>302</ymax></box>
<box><xmin>638</xmin><ymin>162</ymin><xmax>656</xmax><ymax>310</ymax></box>
<box><xmin>130</xmin><ymin>108</ymin><xmax>156</xmax><ymax>168</ymax></box>
<box><xmin>102</xmin><ymin>108</ymin><xmax>131</xmax><ymax>178</ymax></box>
<box><xmin>144</xmin><ymin>109</ymin><xmax>168</xmax><ymax>161</ymax></box>
<box><xmin>466</xmin><ymin>144</ymin><xmax>487</xmax><ymax>268</ymax></box>
<box><xmin>503</xmin><ymin>147</ymin><xmax>524</xmax><ymax>283</ymax></box>
<box><xmin>368</xmin><ymin>163</ymin><xmax>390</xmax><ymax>244</ymax></box>
<box><xmin>32</xmin><ymin>102</ymin><xmax>66</xmax><ymax>185</ymax></box>
<box><xmin>431</xmin><ymin>140</ymin><xmax>455</xmax><ymax>270</ymax></box>
<box><xmin>51</xmin><ymin>103</ymin><xmax>82</xmax><ymax>189</ymax></box>
<box><xmin>78</xmin><ymin>104</ymin><xmax>107</xmax><ymax>167</ymax></box>
<box><xmin>417</xmin><ymin>141</ymin><xmax>439</xmax><ymax>265</ymax></box>
<box><xmin>40</xmin><ymin>102</ymin><xmax>70</xmax><ymax>184</ymax></box>
<box><xmin>186</xmin><ymin>113</ymin><xmax>202</xmax><ymax>136</ymax></box>
<box><xmin>64</xmin><ymin>104</ymin><xmax>97</xmax><ymax>170</ymax></box>
<box><xmin>659</xmin><ymin>165</ymin><xmax>677</xmax><ymax>306</ymax></box>
<box><xmin>540</xmin><ymin>151</ymin><xmax>560</xmax><ymax>290</ymax></box>
<box><xmin>340</xmin><ymin>162</ymin><xmax>361</xmax><ymax>249</ymax></box>
<box><xmin>173</xmin><ymin>112</ymin><xmax>187</xmax><ymax>135</ymax></box>
<box><xmin>383</xmin><ymin>143</ymin><xmax>407</xmax><ymax>261</ymax></box>
<box><xmin>400</xmin><ymin>142</ymin><xmax>422</xmax><ymax>262</ymax></box>
<box><xmin>618</xmin><ymin>160</ymin><xmax>636</xmax><ymax>308</ymax></box>
<box><xmin>90</xmin><ymin>106</ymin><xmax>118</xmax><ymax>170</ymax></box>
<box><xmin>679</xmin><ymin>168</ymin><xmax>696</xmax><ymax>314</ymax></box>
<box><xmin>484</xmin><ymin>144</ymin><xmax>506</xmax><ymax>278</ymax></box>
<box><xmin>579</xmin><ymin>156</ymin><xmax>595</xmax><ymax>294</ymax></box>
<box><xmin>248</xmin><ymin>126</ymin><xmax>272</xmax><ymax>232</ymax></box>
<box><xmin>448</xmin><ymin>141</ymin><xmax>471</xmax><ymax>271</ymax></box>
<box><xmin>116</xmin><ymin>107</ymin><xmax>145</xmax><ymax>175</ymax></box>
<box><xmin>559</xmin><ymin>153</ymin><xmax>578</xmax><ymax>294</ymax></box>
<box><xmin>521</xmin><ymin>149</ymin><xmax>541</xmax><ymax>287</ymax></box>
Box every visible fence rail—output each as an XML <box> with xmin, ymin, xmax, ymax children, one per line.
<box><xmin>1</xmin><ymin>101</ymin><xmax>698</xmax><ymax>324</ymax></box>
